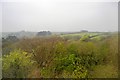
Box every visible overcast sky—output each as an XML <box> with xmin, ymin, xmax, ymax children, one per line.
<box><xmin>1</xmin><ymin>0</ymin><xmax>118</xmax><ymax>32</ymax></box>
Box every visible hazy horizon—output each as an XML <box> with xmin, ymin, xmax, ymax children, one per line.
<box><xmin>1</xmin><ymin>0</ymin><xmax>118</xmax><ymax>32</ymax></box>
<box><xmin>1</xmin><ymin>30</ymin><xmax>118</xmax><ymax>33</ymax></box>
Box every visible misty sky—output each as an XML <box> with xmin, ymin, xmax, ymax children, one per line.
<box><xmin>1</xmin><ymin>0</ymin><xmax>118</xmax><ymax>32</ymax></box>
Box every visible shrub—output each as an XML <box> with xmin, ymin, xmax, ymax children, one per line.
<box><xmin>3</xmin><ymin>33</ymin><xmax>117</xmax><ymax>78</ymax></box>
<box><xmin>53</xmin><ymin>54</ymin><xmax>88</xmax><ymax>78</ymax></box>
<box><xmin>2</xmin><ymin>50</ymin><xmax>36</xmax><ymax>78</ymax></box>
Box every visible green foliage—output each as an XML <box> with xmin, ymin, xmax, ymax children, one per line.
<box><xmin>80</xmin><ymin>35</ymin><xmax>90</xmax><ymax>41</ymax></box>
<box><xmin>53</xmin><ymin>53</ymin><xmax>88</xmax><ymax>78</ymax></box>
<box><xmin>2</xmin><ymin>32</ymin><xmax>118</xmax><ymax>78</ymax></box>
<box><xmin>2</xmin><ymin>50</ymin><xmax>36</xmax><ymax>78</ymax></box>
<box><xmin>72</xmin><ymin>65</ymin><xmax>88</xmax><ymax>78</ymax></box>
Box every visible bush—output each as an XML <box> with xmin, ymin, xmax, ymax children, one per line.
<box><xmin>53</xmin><ymin>53</ymin><xmax>88</xmax><ymax>78</ymax></box>
<box><xmin>2</xmin><ymin>33</ymin><xmax>117</xmax><ymax>78</ymax></box>
<box><xmin>2</xmin><ymin>50</ymin><xmax>36</xmax><ymax>78</ymax></box>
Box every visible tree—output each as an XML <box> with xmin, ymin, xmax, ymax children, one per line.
<box><xmin>36</xmin><ymin>31</ymin><xmax>52</xmax><ymax>37</ymax></box>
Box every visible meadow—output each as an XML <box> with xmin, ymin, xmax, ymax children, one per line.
<box><xmin>2</xmin><ymin>32</ymin><xmax>118</xmax><ymax>78</ymax></box>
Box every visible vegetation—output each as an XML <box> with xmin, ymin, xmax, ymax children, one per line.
<box><xmin>2</xmin><ymin>32</ymin><xmax>118</xmax><ymax>78</ymax></box>
<box><xmin>2</xmin><ymin>50</ymin><xmax>36</xmax><ymax>78</ymax></box>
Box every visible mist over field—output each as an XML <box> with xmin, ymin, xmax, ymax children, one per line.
<box><xmin>1</xmin><ymin>0</ymin><xmax>119</xmax><ymax>79</ymax></box>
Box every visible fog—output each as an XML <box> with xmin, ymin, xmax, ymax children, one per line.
<box><xmin>1</xmin><ymin>0</ymin><xmax>118</xmax><ymax>32</ymax></box>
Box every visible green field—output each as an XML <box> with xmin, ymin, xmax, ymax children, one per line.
<box><xmin>60</xmin><ymin>32</ymin><xmax>112</xmax><ymax>41</ymax></box>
